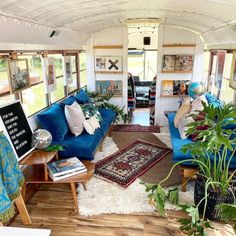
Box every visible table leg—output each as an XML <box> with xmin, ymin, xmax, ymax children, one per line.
<box><xmin>81</xmin><ymin>182</ymin><xmax>87</xmax><ymax>191</ymax></box>
<box><xmin>14</xmin><ymin>194</ymin><xmax>31</xmax><ymax>225</ymax></box>
<box><xmin>21</xmin><ymin>184</ymin><xmax>26</xmax><ymax>201</ymax></box>
<box><xmin>44</xmin><ymin>163</ymin><xmax>48</xmax><ymax>181</ymax></box>
<box><xmin>70</xmin><ymin>182</ymin><xmax>79</xmax><ymax>214</ymax></box>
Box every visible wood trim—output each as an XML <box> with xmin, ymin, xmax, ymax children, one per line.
<box><xmin>95</xmin><ymin>71</ymin><xmax>123</xmax><ymax>74</ymax></box>
<box><xmin>163</xmin><ymin>44</ymin><xmax>196</xmax><ymax>48</ymax></box>
<box><xmin>93</xmin><ymin>45</ymin><xmax>123</xmax><ymax>49</ymax></box>
<box><xmin>161</xmin><ymin>70</ymin><xmax>192</xmax><ymax>73</ymax></box>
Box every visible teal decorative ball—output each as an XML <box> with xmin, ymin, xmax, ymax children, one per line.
<box><xmin>188</xmin><ymin>82</ymin><xmax>204</xmax><ymax>99</ymax></box>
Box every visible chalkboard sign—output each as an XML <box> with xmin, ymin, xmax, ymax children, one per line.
<box><xmin>0</xmin><ymin>100</ymin><xmax>34</xmax><ymax>161</ymax></box>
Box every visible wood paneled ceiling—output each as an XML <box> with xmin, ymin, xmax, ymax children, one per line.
<box><xmin>0</xmin><ymin>0</ymin><xmax>235</xmax><ymax>35</ymax></box>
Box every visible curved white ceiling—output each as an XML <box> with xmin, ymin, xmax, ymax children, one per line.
<box><xmin>0</xmin><ymin>0</ymin><xmax>236</xmax><ymax>36</ymax></box>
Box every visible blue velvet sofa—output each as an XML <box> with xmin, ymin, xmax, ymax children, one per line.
<box><xmin>37</xmin><ymin>90</ymin><xmax>116</xmax><ymax>161</ymax></box>
<box><xmin>167</xmin><ymin>93</ymin><xmax>236</xmax><ymax>168</ymax></box>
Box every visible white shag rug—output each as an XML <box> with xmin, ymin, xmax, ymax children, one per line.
<box><xmin>77</xmin><ymin>134</ymin><xmax>194</xmax><ymax>216</ymax></box>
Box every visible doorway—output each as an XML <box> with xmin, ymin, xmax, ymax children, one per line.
<box><xmin>128</xmin><ymin>49</ymin><xmax>157</xmax><ymax>125</ymax></box>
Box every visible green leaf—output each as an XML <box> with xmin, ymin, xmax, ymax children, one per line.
<box><xmin>45</xmin><ymin>144</ymin><xmax>65</xmax><ymax>152</ymax></box>
<box><xmin>167</xmin><ymin>188</ymin><xmax>179</xmax><ymax>204</ymax></box>
<box><xmin>154</xmin><ymin>185</ymin><xmax>167</xmax><ymax>217</ymax></box>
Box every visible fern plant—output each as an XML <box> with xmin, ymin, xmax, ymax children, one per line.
<box><xmin>87</xmin><ymin>91</ymin><xmax>128</xmax><ymax>123</ymax></box>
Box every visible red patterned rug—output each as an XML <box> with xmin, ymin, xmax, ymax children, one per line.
<box><xmin>112</xmin><ymin>124</ymin><xmax>160</xmax><ymax>133</ymax></box>
<box><xmin>95</xmin><ymin>139</ymin><xmax>172</xmax><ymax>188</ymax></box>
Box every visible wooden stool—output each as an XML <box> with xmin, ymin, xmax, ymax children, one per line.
<box><xmin>180</xmin><ymin>165</ymin><xmax>198</xmax><ymax>192</ymax></box>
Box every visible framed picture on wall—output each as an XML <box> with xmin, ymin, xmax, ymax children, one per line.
<box><xmin>162</xmin><ymin>55</ymin><xmax>175</xmax><ymax>72</ymax></box>
<box><xmin>63</xmin><ymin>56</ymin><xmax>73</xmax><ymax>85</ymax></box>
<box><xmin>7</xmin><ymin>59</ymin><xmax>30</xmax><ymax>94</ymax></box>
<box><xmin>94</xmin><ymin>56</ymin><xmax>122</xmax><ymax>72</ymax></box>
<box><xmin>46</xmin><ymin>57</ymin><xmax>57</xmax><ymax>93</ymax></box>
<box><xmin>96</xmin><ymin>80</ymin><xmax>122</xmax><ymax>96</ymax></box>
<box><xmin>229</xmin><ymin>51</ymin><xmax>236</xmax><ymax>90</ymax></box>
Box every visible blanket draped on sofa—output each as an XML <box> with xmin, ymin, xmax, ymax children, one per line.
<box><xmin>0</xmin><ymin>132</ymin><xmax>24</xmax><ymax>222</ymax></box>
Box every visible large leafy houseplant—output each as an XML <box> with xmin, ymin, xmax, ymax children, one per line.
<box><xmin>143</xmin><ymin>101</ymin><xmax>236</xmax><ymax>235</ymax></box>
<box><xmin>87</xmin><ymin>91</ymin><xmax>128</xmax><ymax>123</ymax></box>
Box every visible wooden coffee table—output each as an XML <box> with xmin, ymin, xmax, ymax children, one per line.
<box><xmin>21</xmin><ymin>158</ymin><xmax>95</xmax><ymax>213</ymax></box>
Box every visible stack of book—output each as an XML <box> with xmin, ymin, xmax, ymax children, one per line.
<box><xmin>47</xmin><ymin>157</ymin><xmax>87</xmax><ymax>181</ymax></box>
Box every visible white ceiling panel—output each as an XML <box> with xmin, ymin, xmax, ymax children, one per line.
<box><xmin>0</xmin><ymin>0</ymin><xmax>235</xmax><ymax>35</ymax></box>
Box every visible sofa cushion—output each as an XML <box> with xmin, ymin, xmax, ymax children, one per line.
<box><xmin>64</xmin><ymin>101</ymin><xmax>85</xmax><ymax>136</ymax></box>
<box><xmin>55</xmin><ymin>131</ymin><xmax>103</xmax><ymax>160</ymax></box>
<box><xmin>53</xmin><ymin>107</ymin><xmax>116</xmax><ymax>160</ymax></box>
<box><xmin>177</xmin><ymin>114</ymin><xmax>194</xmax><ymax>139</ymax></box>
<box><xmin>59</xmin><ymin>96</ymin><xmax>77</xmax><ymax>108</ymax></box>
<box><xmin>167</xmin><ymin>112</ymin><xmax>194</xmax><ymax>164</ymax></box>
<box><xmin>190</xmin><ymin>95</ymin><xmax>208</xmax><ymax>112</ymax></box>
<box><xmin>174</xmin><ymin>98</ymin><xmax>191</xmax><ymax>128</ymax></box>
<box><xmin>205</xmin><ymin>92</ymin><xmax>222</xmax><ymax>108</ymax></box>
<box><xmin>37</xmin><ymin>104</ymin><xmax>69</xmax><ymax>142</ymax></box>
<box><xmin>74</xmin><ymin>90</ymin><xmax>91</xmax><ymax>104</ymax></box>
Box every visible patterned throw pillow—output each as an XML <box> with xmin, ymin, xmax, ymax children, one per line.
<box><xmin>81</xmin><ymin>103</ymin><xmax>103</xmax><ymax>122</ymax></box>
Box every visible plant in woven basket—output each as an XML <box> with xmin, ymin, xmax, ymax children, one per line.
<box><xmin>143</xmin><ymin>101</ymin><xmax>236</xmax><ymax>235</ymax></box>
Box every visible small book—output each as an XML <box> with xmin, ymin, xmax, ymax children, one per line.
<box><xmin>162</xmin><ymin>80</ymin><xmax>174</xmax><ymax>95</ymax></box>
<box><xmin>48</xmin><ymin>168</ymin><xmax>87</xmax><ymax>181</ymax></box>
<box><xmin>47</xmin><ymin>157</ymin><xmax>86</xmax><ymax>177</ymax></box>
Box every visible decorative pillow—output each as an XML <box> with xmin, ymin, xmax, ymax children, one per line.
<box><xmin>177</xmin><ymin>114</ymin><xmax>194</xmax><ymax>139</ymax></box>
<box><xmin>190</xmin><ymin>95</ymin><xmax>208</xmax><ymax>112</ymax></box>
<box><xmin>90</xmin><ymin>116</ymin><xmax>100</xmax><ymax>129</ymax></box>
<box><xmin>174</xmin><ymin>98</ymin><xmax>191</xmax><ymax>128</ymax></box>
<box><xmin>64</xmin><ymin>102</ymin><xmax>85</xmax><ymax>136</ymax></box>
<box><xmin>205</xmin><ymin>92</ymin><xmax>222</xmax><ymax>108</ymax></box>
<box><xmin>74</xmin><ymin>90</ymin><xmax>91</xmax><ymax>104</ymax></box>
<box><xmin>37</xmin><ymin>104</ymin><xmax>69</xmax><ymax>142</ymax></box>
<box><xmin>81</xmin><ymin>103</ymin><xmax>103</xmax><ymax>122</ymax></box>
<box><xmin>59</xmin><ymin>96</ymin><xmax>77</xmax><ymax>108</ymax></box>
<box><xmin>83</xmin><ymin>119</ymin><xmax>95</xmax><ymax>135</ymax></box>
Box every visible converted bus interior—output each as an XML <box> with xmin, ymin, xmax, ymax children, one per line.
<box><xmin>0</xmin><ymin>0</ymin><xmax>236</xmax><ymax>235</ymax></box>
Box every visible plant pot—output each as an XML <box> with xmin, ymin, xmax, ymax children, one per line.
<box><xmin>194</xmin><ymin>177</ymin><xmax>235</xmax><ymax>221</ymax></box>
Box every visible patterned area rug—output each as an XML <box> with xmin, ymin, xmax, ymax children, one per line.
<box><xmin>112</xmin><ymin>124</ymin><xmax>160</xmax><ymax>133</ymax></box>
<box><xmin>95</xmin><ymin>139</ymin><xmax>172</xmax><ymax>188</ymax></box>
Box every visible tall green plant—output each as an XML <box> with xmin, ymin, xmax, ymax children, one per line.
<box><xmin>143</xmin><ymin>101</ymin><xmax>236</xmax><ymax>235</ymax></box>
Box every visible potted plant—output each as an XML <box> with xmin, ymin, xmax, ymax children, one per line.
<box><xmin>143</xmin><ymin>101</ymin><xmax>236</xmax><ymax>234</ymax></box>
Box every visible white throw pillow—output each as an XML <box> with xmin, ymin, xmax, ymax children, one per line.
<box><xmin>178</xmin><ymin>113</ymin><xmax>194</xmax><ymax>139</ymax></box>
<box><xmin>90</xmin><ymin>116</ymin><xmax>100</xmax><ymax>129</ymax></box>
<box><xmin>174</xmin><ymin>98</ymin><xmax>191</xmax><ymax>128</ymax></box>
<box><xmin>83</xmin><ymin>119</ymin><xmax>95</xmax><ymax>135</ymax></box>
<box><xmin>65</xmin><ymin>101</ymin><xmax>85</xmax><ymax>136</ymax></box>
<box><xmin>190</xmin><ymin>95</ymin><xmax>208</xmax><ymax>112</ymax></box>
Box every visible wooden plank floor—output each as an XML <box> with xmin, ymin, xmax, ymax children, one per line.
<box><xmin>10</xmin><ymin>183</ymin><xmax>187</xmax><ymax>236</ymax></box>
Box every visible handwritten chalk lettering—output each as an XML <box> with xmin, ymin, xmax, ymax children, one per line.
<box><xmin>8</xmin><ymin>112</ymin><xmax>13</xmax><ymax>117</ymax></box>
<box><xmin>11</xmin><ymin>135</ymin><xmax>16</xmax><ymax>140</ymax></box>
<box><xmin>15</xmin><ymin>140</ymin><xmax>28</xmax><ymax>150</ymax></box>
<box><xmin>12</xmin><ymin>122</ymin><xmax>17</xmax><ymax>127</ymax></box>
<box><xmin>4</xmin><ymin>119</ymin><xmax>10</xmax><ymax>124</ymax></box>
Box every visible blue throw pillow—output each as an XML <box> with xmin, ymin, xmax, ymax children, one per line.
<box><xmin>205</xmin><ymin>93</ymin><xmax>222</xmax><ymax>108</ymax></box>
<box><xmin>37</xmin><ymin>104</ymin><xmax>69</xmax><ymax>142</ymax></box>
<box><xmin>59</xmin><ymin>96</ymin><xmax>76</xmax><ymax>108</ymax></box>
<box><xmin>74</xmin><ymin>90</ymin><xmax>91</xmax><ymax>104</ymax></box>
